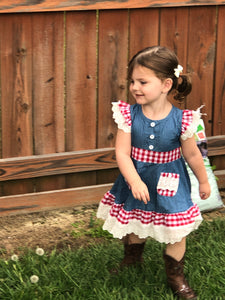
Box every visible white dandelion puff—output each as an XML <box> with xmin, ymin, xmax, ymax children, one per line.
<box><xmin>35</xmin><ymin>247</ymin><xmax>45</xmax><ymax>256</ymax></box>
<box><xmin>11</xmin><ymin>254</ymin><xmax>19</xmax><ymax>262</ymax></box>
<box><xmin>30</xmin><ymin>275</ymin><xmax>39</xmax><ymax>283</ymax></box>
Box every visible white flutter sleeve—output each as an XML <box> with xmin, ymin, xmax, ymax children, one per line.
<box><xmin>112</xmin><ymin>101</ymin><xmax>131</xmax><ymax>133</ymax></box>
<box><xmin>181</xmin><ymin>106</ymin><xmax>205</xmax><ymax>140</ymax></box>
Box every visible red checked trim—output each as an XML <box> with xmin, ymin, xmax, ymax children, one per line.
<box><xmin>131</xmin><ymin>146</ymin><xmax>181</xmax><ymax>164</ymax></box>
<box><xmin>112</xmin><ymin>204</ymin><xmax>200</xmax><ymax>227</ymax></box>
<box><xmin>101</xmin><ymin>191</ymin><xmax>116</xmax><ymax>206</ymax></box>
<box><xmin>100</xmin><ymin>192</ymin><xmax>201</xmax><ymax>227</ymax></box>
<box><xmin>181</xmin><ymin>110</ymin><xmax>193</xmax><ymax>135</ymax></box>
<box><xmin>118</xmin><ymin>100</ymin><xmax>132</xmax><ymax>127</ymax></box>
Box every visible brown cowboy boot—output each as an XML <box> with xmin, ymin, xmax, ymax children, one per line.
<box><xmin>110</xmin><ymin>241</ymin><xmax>145</xmax><ymax>274</ymax></box>
<box><xmin>163</xmin><ymin>251</ymin><xmax>197</xmax><ymax>299</ymax></box>
<box><xmin>120</xmin><ymin>242</ymin><xmax>145</xmax><ymax>267</ymax></box>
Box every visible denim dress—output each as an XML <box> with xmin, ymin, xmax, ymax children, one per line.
<box><xmin>97</xmin><ymin>101</ymin><xmax>203</xmax><ymax>244</ymax></box>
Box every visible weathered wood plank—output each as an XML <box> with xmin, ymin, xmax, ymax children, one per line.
<box><xmin>213</xmin><ymin>6</ymin><xmax>225</xmax><ymax>135</ymax></box>
<box><xmin>0</xmin><ymin>183</ymin><xmax>113</xmax><ymax>216</ymax></box>
<box><xmin>128</xmin><ymin>8</ymin><xmax>160</xmax><ymax>99</ymax></box>
<box><xmin>129</xmin><ymin>8</ymin><xmax>159</xmax><ymax>60</ymax></box>
<box><xmin>97</xmin><ymin>168</ymin><xmax>120</xmax><ymax>185</ymax></box>
<box><xmin>32</xmin><ymin>13</ymin><xmax>65</xmax><ymax>192</ymax></box>
<box><xmin>0</xmin><ymin>14</ymin><xmax>34</xmax><ymax>196</ymax></box>
<box><xmin>98</xmin><ymin>9</ymin><xmax>128</xmax><ymax>148</ymax></box>
<box><xmin>0</xmin><ymin>14</ymin><xmax>33</xmax><ymax>158</ymax></box>
<box><xmin>66</xmin><ymin>171</ymin><xmax>97</xmax><ymax>189</ymax></box>
<box><xmin>65</xmin><ymin>10</ymin><xmax>98</xmax><ymax>197</ymax></box>
<box><xmin>187</xmin><ymin>6</ymin><xmax>217</xmax><ymax>137</ymax></box>
<box><xmin>0</xmin><ymin>148</ymin><xmax>116</xmax><ymax>182</ymax></box>
<box><xmin>160</xmin><ymin>7</ymin><xmax>189</xmax><ymax>109</ymax></box>
<box><xmin>32</xmin><ymin>13</ymin><xmax>65</xmax><ymax>155</ymax></box>
<box><xmin>0</xmin><ymin>0</ymin><xmax>224</xmax><ymax>13</ymax></box>
<box><xmin>66</xmin><ymin>11</ymin><xmax>97</xmax><ymax>151</ymax></box>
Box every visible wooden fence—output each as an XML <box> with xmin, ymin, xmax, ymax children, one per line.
<box><xmin>0</xmin><ymin>0</ymin><xmax>224</xmax><ymax>215</ymax></box>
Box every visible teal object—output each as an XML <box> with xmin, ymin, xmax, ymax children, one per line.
<box><xmin>186</xmin><ymin>119</ymin><xmax>224</xmax><ymax>212</ymax></box>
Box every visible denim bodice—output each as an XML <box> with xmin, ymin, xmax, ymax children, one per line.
<box><xmin>130</xmin><ymin>104</ymin><xmax>182</xmax><ymax>152</ymax></box>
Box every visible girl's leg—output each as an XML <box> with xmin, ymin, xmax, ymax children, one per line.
<box><xmin>165</xmin><ymin>236</ymin><xmax>186</xmax><ymax>261</ymax></box>
<box><xmin>163</xmin><ymin>237</ymin><xmax>197</xmax><ymax>299</ymax></box>
<box><xmin>125</xmin><ymin>233</ymin><xmax>146</xmax><ymax>245</ymax></box>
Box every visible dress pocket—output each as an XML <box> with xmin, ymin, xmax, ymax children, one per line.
<box><xmin>157</xmin><ymin>172</ymin><xmax>180</xmax><ymax>197</ymax></box>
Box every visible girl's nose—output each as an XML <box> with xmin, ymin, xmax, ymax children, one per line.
<box><xmin>131</xmin><ymin>81</ymin><xmax>138</xmax><ymax>91</ymax></box>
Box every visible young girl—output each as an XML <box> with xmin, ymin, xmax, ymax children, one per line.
<box><xmin>97</xmin><ymin>46</ymin><xmax>210</xmax><ymax>299</ymax></box>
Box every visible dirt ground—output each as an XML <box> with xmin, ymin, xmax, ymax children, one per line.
<box><xmin>0</xmin><ymin>205</ymin><xmax>101</xmax><ymax>259</ymax></box>
<box><xmin>0</xmin><ymin>192</ymin><xmax>225</xmax><ymax>259</ymax></box>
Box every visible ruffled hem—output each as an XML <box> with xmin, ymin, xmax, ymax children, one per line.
<box><xmin>97</xmin><ymin>198</ymin><xmax>203</xmax><ymax>244</ymax></box>
<box><xmin>112</xmin><ymin>101</ymin><xmax>131</xmax><ymax>133</ymax></box>
<box><xmin>181</xmin><ymin>106</ymin><xmax>205</xmax><ymax>140</ymax></box>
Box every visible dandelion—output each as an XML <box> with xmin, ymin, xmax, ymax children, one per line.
<box><xmin>35</xmin><ymin>247</ymin><xmax>45</xmax><ymax>256</ymax></box>
<box><xmin>30</xmin><ymin>275</ymin><xmax>39</xmax><ymax>283</ymax></box>
<box><xmin>11</xmin><ymin>254</ymin><xmax>19</xmax><ymax>262</ymax></box>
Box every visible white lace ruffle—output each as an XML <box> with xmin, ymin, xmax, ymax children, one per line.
<box><xmin>96</xmin><ymin>202</ymin><xmax>111</xmax><ymax>219</ymax></box>
<box><xmin>97</xmin><ymin>204</ymin><xmax>203</xmax><ymax>244</ymax></box>
<box><xmin>112</xmin><ymin>102</ymin><xmax>131</xmax><ymax>133</ymax></box>
<box><xmin>181</xmin><ymin>106</ymin><xmax>205</xmax><ymax>140</ymax></box>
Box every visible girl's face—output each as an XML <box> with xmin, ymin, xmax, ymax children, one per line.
<box><xmin>130</xmin><ymin>65</ymin><xmax>167</xmax><ymax>105</ymax></box>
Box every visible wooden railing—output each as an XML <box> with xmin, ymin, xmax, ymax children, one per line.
<box><xmin>0</xmin><ymin>135</ymin><xmax>224</xmax><ymax>216</ymax></box>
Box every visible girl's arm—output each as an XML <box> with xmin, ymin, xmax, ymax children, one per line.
<box><xmin>115</xmin><ymin>129</ymin><xmax>150</xmax><ymax>204</ymax></box>
<box><xmin>181</xmin><ymin>136</ymin><xmax>211</xmax><ymax>200</ymax></box>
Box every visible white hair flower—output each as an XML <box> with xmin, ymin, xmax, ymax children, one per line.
<box><xmin>30</xmin><ymin>275</ymin><xmax>39</xmax><ymax>283</ymax></box>
<box><xmin>35</xmin><ymin>247</ymin><xmax>45</xmax><ymax>256</ymax></box>
<box><xmin>11</xmin><ymin>254</ymin><xmax>19</xmax><ymax>262</ymax></box>
<box><xmin>174</xmin><ymin>64</ymin><xmax>183</xmax><ymax>78</ymax></box>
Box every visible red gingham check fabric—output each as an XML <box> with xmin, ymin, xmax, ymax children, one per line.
<box><xmin>108</xmin><ymin>201</ymin><xmax>200</xmax><ymax>227</ymax></box>
<box><xmin>157</xmin><ymin>189</ymin><xmax>176</xmax><ymax>197</ymax></box>
<box><xmin>181</xmin><ymin>110</ymin><xmax>193</xmax><ymax>135</ymax></box>
<box><xmin>118</xmin><ymin>101</ymin><xmax>132</xmax><ymax>127</ymax></box>
<box><xmin>131</xmin><ymin>146</ymin><xmax>181</xmax><ymax>164</ymax></box>
<box><xmin>101</xmin><ymin>191</ymin><xmax>116</xmax><ymax>206</ymax></box>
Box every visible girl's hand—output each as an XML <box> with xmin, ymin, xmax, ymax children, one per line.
<box><xmin>199</xmin><ymin>182</ymin><xmax>211</xmax><ymax>200</ymax></box>
<box><xmin>131</xmin><ymin>180</ymin><xmax>150</xmax><ymax>204</ymax></box>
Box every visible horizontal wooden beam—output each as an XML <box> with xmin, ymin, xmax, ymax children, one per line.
<box><xmin>0</xmin><ymin>183</ymin><xmax>113</xmax><ymax>216</ymax></box>
<box><xmin>0</xmin><ymin>134</ymin><xmax>224</xmax><ymax>182</ymax></box>
<box><xmin>0</xmin><ymin>148</ymin><xmax>117</xmax><ymax>182</ymax></box>
<box><xmin>0</xmin><ymin>0</ymin><xmax>224</xmax><ymax>13</ymax></box>
<box><xmin>0</xmin><ymin>134</ymin><xmax>224</xmax><ymax>216</ymax></box>
<box><xmin>207</xmin><ymin>135</ymin><xmax>225</xmax><ymax>156</ymax></box>
<box><xmin>0</xmin><ymin>169</ymin><xmax>224</xmax><ymax>216</ymax></box>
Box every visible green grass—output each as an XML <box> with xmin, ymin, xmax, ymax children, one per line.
<box><xmin>71</xmin><ymin>213</ymin><xmax>113</xmax><ymax>239</ymax></box>
<box><xmin>0</xmin><ymin>218</ymin><xmax>225</xmax><ymax>300</ymax></box>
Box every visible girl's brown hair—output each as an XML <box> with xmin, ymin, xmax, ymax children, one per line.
<box><xmin>128</xmin><ymin>46</ymin><xmax>192</xmax><ymax>101</ymax></box>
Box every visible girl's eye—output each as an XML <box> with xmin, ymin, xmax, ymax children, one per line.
<box><xmin>130</xmin><ymin>80</ymin><xmax>147</xmax><ymax>85</ymax></box>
